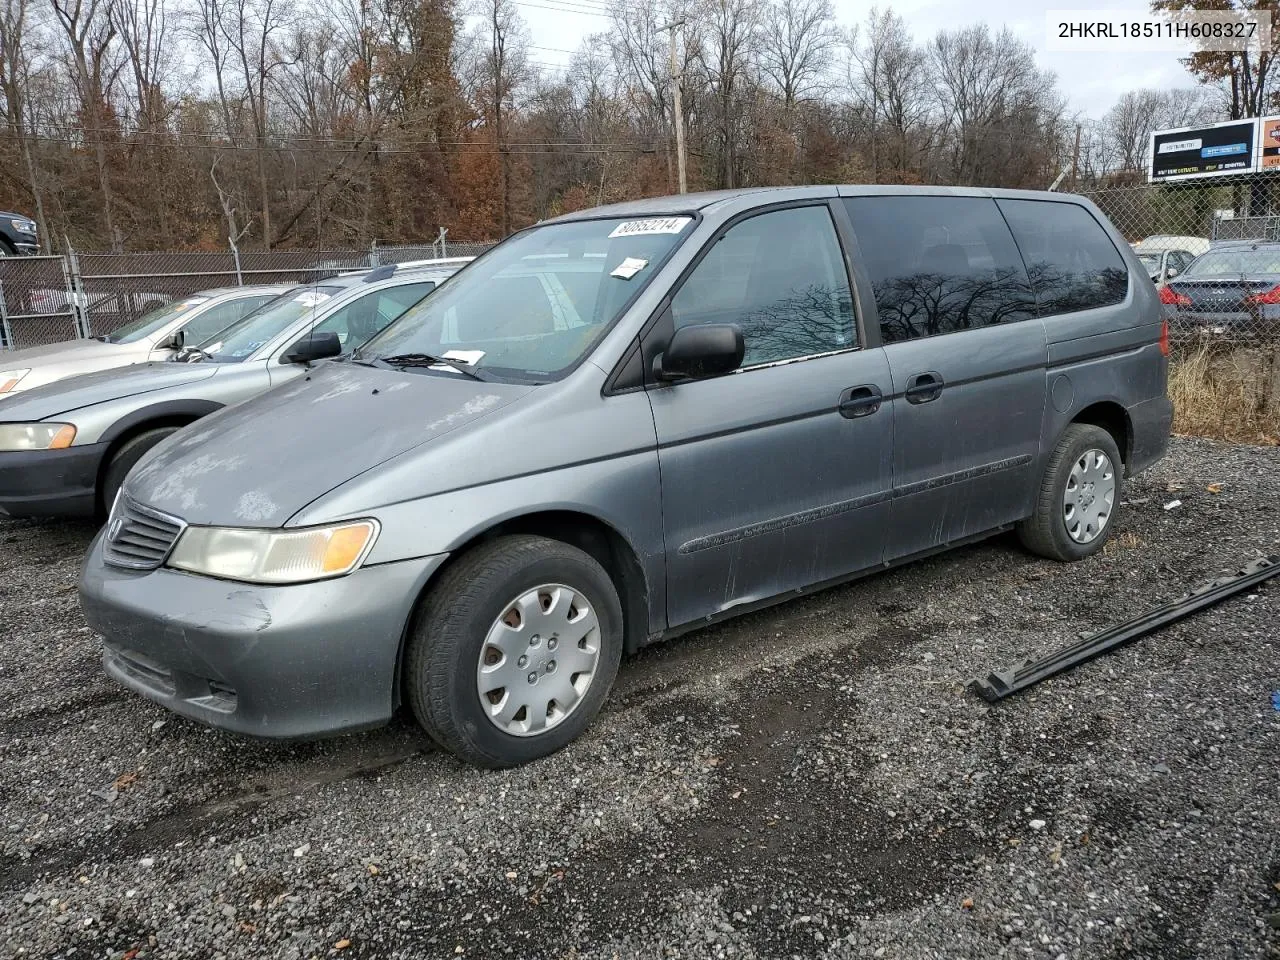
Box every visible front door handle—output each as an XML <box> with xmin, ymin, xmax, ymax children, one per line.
<box><xmin>904</xmin><ymin>371</ymin><xmax>944</xmax><ymax>404</ymax></box>
<box><xmin>839</xmin><ymin>385</ymin><xmax>882</xmax><ymax>419</ymax></box>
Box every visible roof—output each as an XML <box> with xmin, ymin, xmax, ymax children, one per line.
<box><xmin>194</xmin><ymin>284</ymin><xmax>293</xmax><ymax>298</ymax></box>
<box><xmin>540</xmin><ymin>184</ymin><xmax>1102</xmax><ymax>225</ymax></box>
<box><xmin>313</xmin><ymin>260</ymin><xmax>465</xmax><ymax>289</ymax></box>
<box><xmin>541</xmin><ymin>187</ymin><xmax>823</xmax><ymax>223</ymax></box>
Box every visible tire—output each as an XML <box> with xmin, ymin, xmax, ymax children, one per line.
<box><xmin>1018</xmin><ymin>423</ymin><xmax>1123</xmax><ymax>562</ymax></box>
<box><xmin>100</xmin><ymin>427</ymin><xmax>180</xmax><ymax>516</ymax></box>
<box><xmin>406</xmin><ymin>534</ymin><xmax>624</xmax><ymax>768</ymax></box>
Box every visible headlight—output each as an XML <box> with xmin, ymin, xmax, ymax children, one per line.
<box><xmin>0</xmin><ymin>368</ymin><xmax>30</xmax><ymax>392</ymax></box>
<box><xmin>10</xmin><ymin>219</ymin><xmax>35</xmax><ymax>235</ymax></box>
<box><xmin>167</xmin><ymin>519</ymin><xmax>379</xmax><ymax>584</ymax></box>
<box><xmin>0</xmin><ymin>422</ymin><xmax>76</xmax><ymax>451</ymax></box>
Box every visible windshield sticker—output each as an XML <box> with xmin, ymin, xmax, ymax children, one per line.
<box><xmin>293</xmin><ymin>292</ymin><xmax>332</xmax><ymax>307</ymax></box>
<box><xmin>610</xmin><ymin>257</ymin><xmax>649</xmax><ymax>280</ymax></box>
<box><xmin>178</xmin><ymin>297</ymin><xmax>210</xmax><ymax>310</ymax></box>
<box><xmin>607</xmin><ymin>217</ymin><xmax>692</xmax><ymax>239</ymax></box>
<box><xmin>441</xmin><ymin>349</ymin><xmax>486</xmax><ymax>365</ymax></box>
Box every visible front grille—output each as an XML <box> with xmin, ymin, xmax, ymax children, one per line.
<box><xmin>103</xmin><ymin>495</ymin><xmax>185</xmax><ymax>570</ymax></box>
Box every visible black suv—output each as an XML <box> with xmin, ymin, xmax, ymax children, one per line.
<box><xmin>0</xmin><ymin>211</ymin><xmax>39</xmax><ymax>255</ymax></box>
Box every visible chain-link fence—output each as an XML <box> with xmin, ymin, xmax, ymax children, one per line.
<box><xmin>0</xmin><ymin>240</ymin><xmax>495</xmax><ymax>350</ymax></box>
<box><xmin>1079</xmin><ymin>170</ymin><xmax>1280</xmax><ymax>441</ymax></box>
<box><xmin>1082</xmin><ymin>170</ymin><xmax>1280</xmax><ymax>342</ymax></box>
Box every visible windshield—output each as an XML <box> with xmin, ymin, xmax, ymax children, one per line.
<box><xmin>102</xmin><ymin>296</ymin><xmax>208</xmax><ymax>344</ymax></box>
<box><xmin>198</xmin><ymin>286</ymin><xmax>343</xmax><ymax>362</ymax></box>
<box><xmin>1182</xmin><ymin>249</ymin><xmax>1280</xmax><ymax>278</ymax></box>
<box><xmin>355</xmin><ymin>216</ymin><xmax>694</xmax><ymax>381</ymax></box>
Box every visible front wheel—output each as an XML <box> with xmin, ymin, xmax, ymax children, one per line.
<box><xmin>1018</xmin><ymin>423</ymin><xmax>1123</xmax><ymax>562</ymax></box>
<box><xmin>406</xmin><ymin>535</ymin><xmax>624</xmax><ymax>768</ymax></box>
<box><xmin>100</xmin><ymin>427</ymin><xmax>180</xmax><ymax>517</ymax></box>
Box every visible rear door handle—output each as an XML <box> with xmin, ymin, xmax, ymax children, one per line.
<box><xmin>838</xmin><ymin>385</ymin><xmax>882</xmax><ymax>419</ymax></box>
<box><xmin>904</xmin><ymin>371</ymin><xmax>944</xmax><ymax>404</ymax></box>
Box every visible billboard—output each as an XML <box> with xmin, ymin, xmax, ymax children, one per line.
<box><xmin>1149</xmin><ymin>119</ymin><xmax>1257</xmax><ymax>182</ymax></box>
<box><xmin>1259</xmin><ymin>116</ymin><xmax>1280</xmax><ymax>170</ymax></box>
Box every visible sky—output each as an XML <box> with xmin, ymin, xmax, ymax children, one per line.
<box><xmin>510</xmin><ymin>0</ymin><xmax>1196</xmax><ymax>120</ymax></box>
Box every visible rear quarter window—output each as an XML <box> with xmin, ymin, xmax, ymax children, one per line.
<box><xmin>997</xmin><ymin>200</ymin><xmax>1129</xmax><ymax>316</ymax></box>
<box><xmin>843</xmin><ymin>195</ymin><xmax>1035</xmax><ymax>344</ymax></box>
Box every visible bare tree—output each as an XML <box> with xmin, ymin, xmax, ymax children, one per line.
<box><xmin>850</xmin><ymin>7</ymin><xmax>931</xmax><ymax>181</ymax></box>
<box><xmin>1103</xmin><ymin>89</ymin><xmax>1165</xmax><ymax>173</ymax></box>
<box><xmin>758</xmin><ymin>0</ymin><xmax>837</xmax><ymax>111</ymax></box>
<box><xmin>50</xmin><ymin>0</ymin><xmax>123</xmax><ymax>248</ymax></box>
<box><xmin>697</xmin><ymin>0</ymin><xmax>761</xmax><ymax>189</ymax></box>
<box><xmin>476</xmin><ymin>0</ymin><xmax>528</xmax><ymax>235</ymax></box>
<box><xmin>928</xmin><ymin>24</ymin><xmax>1061</xmax><ymax>186</ymax></box>
<box><xmin>110</xmin><ymin>0</ymin><xmax>175</xmax><ymax>130</ymax></box>
<box><xmin>0</xmin><ymin>0</ymin><xmax>50</xmax><ymax>237</ymax></box>
<box><xmin>203</xmin><ymin>0</ymin><xmax>294</xmax><ymax>246</ymax></box>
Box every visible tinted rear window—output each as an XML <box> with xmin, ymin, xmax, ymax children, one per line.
<box><xmin>997</xmin><ymin>200</ymin><xmax>1128</xmax><ymax>316</ymax></box>
<box><xmin>844</xmin><ymin>196</ymin><xmax>1034</xmax><ymax>344</ymax></box>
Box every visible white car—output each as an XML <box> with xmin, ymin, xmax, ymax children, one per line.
<box><xmin>1132</xmin><ymin>235</ymin><xmax>1210</xmax><ymax>285</ymax></box>
<box><xmin>0</xmin><ymin>285</ymin><xmax>288</xmax><ymax>396</ymax></box>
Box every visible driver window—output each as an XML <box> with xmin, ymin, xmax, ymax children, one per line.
<box><xmin>671</xmin><ymin>205</ymin><xmax>856</xmax><ymax>367</ymax></box>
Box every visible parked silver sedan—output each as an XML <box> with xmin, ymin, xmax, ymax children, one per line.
<box><xmin>0</xmin><ymin>286</ymin><xmax>289</xmax><ymax>396</ymax></box>
<box><xmin>0</xmin><ymin>261</ymin><xmax>465</xmax><ymax>518</ymax></box>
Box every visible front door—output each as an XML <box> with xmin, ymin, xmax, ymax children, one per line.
<box><xmin>842</xmin><ymin>194</ymin><xmax>1048</xmax><ymax>560</ymax></box>
<box><xmin>645</xmin><ymin>203</ymin><xmax>895</xmax><ymax>629</ymax></box>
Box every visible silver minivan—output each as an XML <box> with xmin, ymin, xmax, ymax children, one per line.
<box><xmin>79</xmin><ymin>186</ymin><xmax>1172</xmax><ymax>767</ymax></box>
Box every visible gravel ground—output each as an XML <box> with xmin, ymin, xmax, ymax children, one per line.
<box><xmin>1</xmin><ymin>435</ymin><xmax>1278</xmax><ymax>960</ymax></box>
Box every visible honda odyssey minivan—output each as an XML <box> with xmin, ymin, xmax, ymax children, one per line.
<box><xmin>79</xmin><ymin>186</ymin><xmax>1172</xmax><ymax>768</ymax></box>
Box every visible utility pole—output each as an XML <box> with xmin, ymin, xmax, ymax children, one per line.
<box><xmin>662</xmin><ymin>18</ymin><xmax>688</xmax><ymax>194</ymax></box>
<box><xmin>1070</xmin><ymin>122</ymin><xmax>1082</xmax><ymax>192</ymax></box>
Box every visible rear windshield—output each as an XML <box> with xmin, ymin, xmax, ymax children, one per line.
<box><xmin>102</xmin><ymin>297</ymin><xmax>206</xmax><ymax>344</ymax></box>
<box><xmin>356</xmin><ymin>216</ymin><xmax>693</xmax><ymax>381</ymax></box>
<box><xmin>198</xmin><ymin>286</ymin><xmax>343</xmax><ymax>362</ymax></box>
<box><xmin>1182</xmin><ymin>249</ymin><xmax>1280</xmax><ymax>277</ymax></box>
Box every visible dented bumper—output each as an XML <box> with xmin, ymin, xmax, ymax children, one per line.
<box><xmin>78</xmin><ymin>530</ymin><xmax>448</xmax><ymax>738</ymax></box>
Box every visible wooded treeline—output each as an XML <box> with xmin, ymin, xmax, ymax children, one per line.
<box><xmin>0</xmin><ymin>0</ymin><xmax>1252</xmax><ymax>251</ymax></box>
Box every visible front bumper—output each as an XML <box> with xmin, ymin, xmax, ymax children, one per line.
<box><xmin>11</xmin><ymin>240</ymin><xmax>39</xmax><ymax>256</ymax></box>
<box><xmin>79</xmin><ymin>532</ymin><xmax>449</xmax><ymax>739</ymax></box>
<box><xmin>0</xmin><ymin>442</ymin><xmax>107</xmax><ymax>518</ymax></box>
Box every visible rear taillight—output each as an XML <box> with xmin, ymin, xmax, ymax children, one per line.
<box><xmin>1244</xmin><ymin>284</ymin><xmax>1280</xmax><ymax>305</ymax></box>
<box><xmin>1159</xmin><ymin>286</ymin><xmax>1190</xmax><ymax>306</ymax></box>
<box><xmin>1159</xmin><ymin>318</ymin><xmax>1169</xmax><ymax>357</ymax></box>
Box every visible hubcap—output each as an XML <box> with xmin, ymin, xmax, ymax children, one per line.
<box><xmin>1063</xmin><ymin>448</ymin><xmax>1115</xmax><ymax>544</ymax></box>
<box><xmin>476</xmin><ymin>584</ymin><xmax>601</xmax><ymax>737</ymax></box>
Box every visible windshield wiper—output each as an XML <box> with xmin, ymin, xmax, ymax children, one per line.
<box><xmin>373</xmin><ymin>353</ymin><xmax>488</xmax><ymax>381</ymax></box>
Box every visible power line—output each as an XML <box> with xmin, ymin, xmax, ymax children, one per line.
<box><xmin>513</xmin><ymin>1</ymin><xmax>613</xmax><ymax>18</ymax></box>
<box><xmin>5</xmin><ymin>133</ymin><xmax>659</xmax><ymax>155</ymax></box>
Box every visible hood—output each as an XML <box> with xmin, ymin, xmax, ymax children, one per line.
<box><xmin>0</xmin><ymin>338</ymin><xmax>145</xmax><ymax>393</ymax></box>
<box><xmin>125</xmin><ymin>361</ymin><xmax>534</xmax><ymax>527</ymax></box>
<box><xmin>0</xmin><ymin>361</ymin><xmax>218</xmax><ymax>421</ymax></box>
<box><xmin>1</xmin><ymin>337</ymin><xmax>115</xmax><ymax>368</ymax></box>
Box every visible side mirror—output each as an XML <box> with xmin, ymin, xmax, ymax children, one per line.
<box><xmin>1165</xmin><ymin>267</ymin><xmax>1179</xmax><ymax>279</ymax></box>
<box><xmin>161</xmin><ymin>329</ymin><xmax>185</xmax><ymax>351</ymax></box>
<box><xmin>283</xmin><ymin>331</ymin><xmax>342</xmax><ymax>365</ymax></box>
<box><xmin>654</xmin><ymin>323</ymin><xmax>745</xmax><ymax>382</ymax></box>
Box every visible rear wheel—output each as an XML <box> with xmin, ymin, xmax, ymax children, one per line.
<box><xmin>100</xmin><ymin>427</ymin><xmax>180</xmax><ymax>516</ymax></box>
<box><xmin>406</xmin><ymin>535</ymin><xmax>624</xmax><ymax>768</ymax></box>
<box><xmin>1018</xmin><ymin>423</ymin><xmax>1122</xmax><ymax>562</ymax></box>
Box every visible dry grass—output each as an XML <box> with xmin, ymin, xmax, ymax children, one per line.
<box><xmin>1169</xmin><ymin>342</ymin><xmax>1280</xmax><ymax>444</ymax></box>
